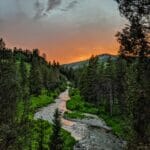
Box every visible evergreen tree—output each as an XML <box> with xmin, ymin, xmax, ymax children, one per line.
<box><xmin>115</xmin><ymin>0</ymin><xmax>150</xmax><ymax>146</ymax></box>
<box><xmin>0</xmin><ymin>38</ymin><xmax>65</xmax><ymax>149</ymax></box>
<box><xmin>49</xmin><ymin>109</ymin><xmax>63</xmax><ymax>150</ymax></box>
<box><xmin>79</xmin><ymin>55</ymin><xmax>99</xmax><ymax>104</ymax></box>
<box><xmin>103</xmin><ymin>57</ymin><xmax>116</xmax><ymax>116</ymax></box>
<box><xmin>29</xmin><ymin>56</ymin><xmax>42</xmax><ymax>95</ymax></box>
<box><xmin>0</xmin><ymin>38</ymin><xmax>5</xmax><ymax>49</ymax></box>
<box><xmin>19</xmin><ymin>59</ymin><xmax>30</xmax><ymax>148</ymax></box>
<box><xmin>115</xmin><ymin>0</ymin><xmax>150</xmax><ymax>58</ymax></box>
<box><xmin>20</xmin><ymin>59</ymin><xmax>28</xmax><ymax>89</ymax></box>
<box><xmin>115</xmin><ymin>58</ymin><xmax>127</xmax><ymax>115</ymax></box>
<box><xmin>0</xmin><ymin>58</ymin><xmax>19</xmax><ymax>149</ymax></box>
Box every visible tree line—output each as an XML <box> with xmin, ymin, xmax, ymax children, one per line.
<box><xmin>0</xmin><ymin>39</ymin><xmax>66</xmax><ymax>149</ymax></box>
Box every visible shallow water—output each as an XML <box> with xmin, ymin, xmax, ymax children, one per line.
<box><xmin>34</xmin><ymin>89</ymin><xmax>125</xmax><ymax>150</ymax></box>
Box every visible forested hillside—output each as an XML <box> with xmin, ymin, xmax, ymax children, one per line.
<box><xmin>0</xmin><ymin>39</ymin><xmax>76</xmax><ymax>149</ymax></box>
<box><xmin>63</xmin><ymin>54</ymin><xmax>117</xmax><ymax>69</ymax></box>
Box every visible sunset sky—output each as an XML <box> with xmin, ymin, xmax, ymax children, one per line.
<box><xmin>0</xmin><ymin>0</ymin><xmax>126</xmax><ymax>64</ymax></box>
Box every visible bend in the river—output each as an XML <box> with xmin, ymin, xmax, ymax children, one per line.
<box><xmin>34</xmin><ymin>89</ymin><xmax>126</xmax><ymax>150</ymax></box>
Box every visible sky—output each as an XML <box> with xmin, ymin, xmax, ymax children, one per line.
<box><xmin>0</xmin><ymin>0</ymin><xmax>126</xmax><ymax>64</ymax></box>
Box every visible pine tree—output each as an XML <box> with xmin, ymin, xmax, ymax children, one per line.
<box><xmin>103</xmin><ymin>57</ymin><xmax>116</xmax><ymax>116</ymax></box>
<box><xmin>115</xmin><ymin>58</ymin><xmax>127</xmax><ymax>115</ymax></box>
<box><xmin>19</xmin><ymin>59</ymin><xmax>31</xmax><ymax>148</ymax></box>
<box><xmin>0</xmin><ymin>38</ymin><xmax>5</xmax><ymax>49</ymax></box>
<box><xmin>49</xmin><ymin>109</ymin><xmax>63</xmax><ymax>150</ymax></box>
<box><xmin>20</xmin><ymin>59</ymin><xmax>28</xmax><ymax>89</ymax></box>
<box><xmin>115</xmin><ymin>0</ymin><xmax>150</xmax><ymax>147</ymax></box>
<box><xmin>79</xmin><ymin>55</ymin><xmax>99</xmax><ymax>104</ymax></box>
<box><xmin>0</xmin><ymin>58</ymin><xmax>19</xmax><ymax>149</ymax></box>
<box><xmin>29</xmin><ymin>56</ymin><xmax>42</xmax><ymax>95</ymax></box>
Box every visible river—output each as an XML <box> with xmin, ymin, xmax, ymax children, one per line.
<box><xmin>34</xmin><ymin>89</ymin><xmax>125</xmax><ymax>150</ymax></box>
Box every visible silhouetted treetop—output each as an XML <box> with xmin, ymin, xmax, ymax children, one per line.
<box><xmin>115</xmin><ymin>0</ymin><xmax>150</xmax><ymax>21</ymax></box>
<box><xmin>0</xmin><ymin>38</ymin><xmax>6</xmax><ymax>49</ymax></box>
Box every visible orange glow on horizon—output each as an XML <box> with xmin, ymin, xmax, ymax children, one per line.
<box><xmin>0</xmin><ymin>0</ymin><xmax>124</xmax><ymax>65</ymax></box>
<box><xmin>60</xmin><ymin>49</ymin><xmax>118</xmax><ymax>64</ymax></box>
<box><xmin>46</xmin><ymin>42</ymin><xmax>119</xmax><ymax>64</ymax></box>
<box><xmin>7</xmin><ymin>39</ymin><xmax>119</xmax><ymax>64</ymax></box>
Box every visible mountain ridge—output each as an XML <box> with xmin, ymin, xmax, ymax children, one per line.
<box><xmin>63</xmin><ymin>53</ymin><xmax>118</xmax><ymax>69</ymax></box>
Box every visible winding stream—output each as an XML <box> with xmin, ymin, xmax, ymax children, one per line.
<box><xmin>34</xmin><ymin>89</ymin><xmax>125</xmax><ymax>150</ymax></box>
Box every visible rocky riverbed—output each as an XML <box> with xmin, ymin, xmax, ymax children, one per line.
<box><xmin>34</xmin><ymin>89</ymin><xmax>126</xmax><ymax>150</ymax></box>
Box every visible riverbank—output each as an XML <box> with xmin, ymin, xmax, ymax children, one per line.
<box><xmin>34</xmin><ymin>89</ymin><xmax>126</xmax><ymax>150</ymax></box>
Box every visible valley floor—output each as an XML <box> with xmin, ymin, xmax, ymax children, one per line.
<box><xmin>34</xmin><ymin>89</ymin><xmax>126</xmax><ymax>150</ymax></box>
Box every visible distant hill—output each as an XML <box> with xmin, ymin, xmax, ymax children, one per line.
<box><xmin>63</xmin><ymin>54</ymin><xmax>117</xmax><ymax>69</ymax></box>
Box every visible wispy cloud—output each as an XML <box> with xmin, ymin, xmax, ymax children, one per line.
<box><xmin>33</xmin><ymin>0</ymin><xmax>79</xmax><ymax>19</ymax></box>
<box><xmin>33</xmin><ymin>0</ymin><xmax>62</xmax><ymax>19</ymax></box>
<box><xmin>34</xmin><ymin>0</ymin><xmax>46</xmax><ymax>19</ymax></box>
<box><xmin>66</xmin><ymin>0</ymin><xmax>78</xmax><ymax>9</ymax></box>
<box><xmin>62</xmin><ymin>0</ymin><xmax>78</xmax><ymax>11</ymax></box>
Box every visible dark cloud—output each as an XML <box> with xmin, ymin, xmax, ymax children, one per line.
<box><xmin>34</xmin><ymin>0</ymin><xmax>62</xmax><ymax>19</ymax></box>
<box><xmin>34</xmin><ymin>0</ymin><xmax>46</xmax><ymax>19</ymax></box>
<box><xmin>35</xmin><ymin>0</ymin><xmax>42</xmax><ymax>11</ymax></box>
<box><xmin>33</xmin><ymin>0</ymin><xmax>79</xmax><ymax>19</ymax></box>
<box><xmin>46</xmin><ymin>0</ymin><xmax>62</xmax><ymax>12</ymax></box>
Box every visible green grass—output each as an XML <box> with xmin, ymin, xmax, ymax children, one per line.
<box><xmin>62</xmin><ymin>128</ymin><xmax>76</xmax><ymax>150</ymax></box>
<box><xmin>67</xmin><ymin>88</ymin><xmax>132</xmax><ymax>140</ymax></box>
<box><xmin>16</xmin><ymin>90</ymin><xmax>58</xmax><ymax>120</ymax></box>
<box><xmin>30</xmin><ymin>92</ymin><xmax>55</xmax><ymax>111</ymax></box>
<box><xmin>95</xmin><ymin>105</ymin><xmax>132</xmax><ymax>140</ymax></box>
<box><xmin>30</xmin><ymin>119</ymin><xmax>76</xmax><ymax>150</ymax></box>
<box><xmin>16</xmin><ymin>88</ymin><xmax>76</xmax><ymax>150</ymax></box>
<box><xmin>28</xmin><ymin>89</ymin><xmax>76</xmax><ymax>150</ymax></box>
<box><xmin>98</xmin><ymin>112</ymin><xmax>132</xmax><ymax>140</ymax></box>
<box><xmin>67</xmin><ymin>88</ymin><xmax>98</xmax><ymax>115</ymax></box>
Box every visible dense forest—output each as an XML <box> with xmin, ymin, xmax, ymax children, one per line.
<box><xmin>0</xmin><ymin>38</ymin><xmax>77</xmax><ymax>149</ymax></box>
<box><xmin>63</xmin><ymin>0</ymin><xmax>150</xmax><ymax>149</ymax></box>
<box><xmin>0</xmin><ymin>0</ymin><xmax>150</xmax><ymax>150</ymax></box>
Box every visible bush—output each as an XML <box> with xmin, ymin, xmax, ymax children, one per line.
<box><xmin>62</xmin><ymin>129</ymin><xmax>76</xmax><ymax>150</ymax></box>
<box><xmin>30</xmin><ymin>119</ymin><xmax>76</xmax><ymax>150</ymax></box>
<box><xmin>17</xmin><ymin>88</ymin><xmax>76</xmax><ymax>150</ymax></box>
<box><xmin>69</xmin><ymin>88</ymin><xmax>80</xmax><ymax>97</ymax></box>
<box><xmin>67</xmin><ymin>88</ymin><xmax>98</xmax><ymax>115</ymax></box>
<box><xmin>67</xmin><ymin>95</ymin><xmax>84</xmax><ymax>111</ymax></box>
<box><xmin>98</xmin><ymin>107</ymin><xmax>132</xmax><ymax>140</ymax></box>
<box><xmin>30</xmin><ymin>94</ymin><xmax>54</xmax><ymax>111</ymax></box>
